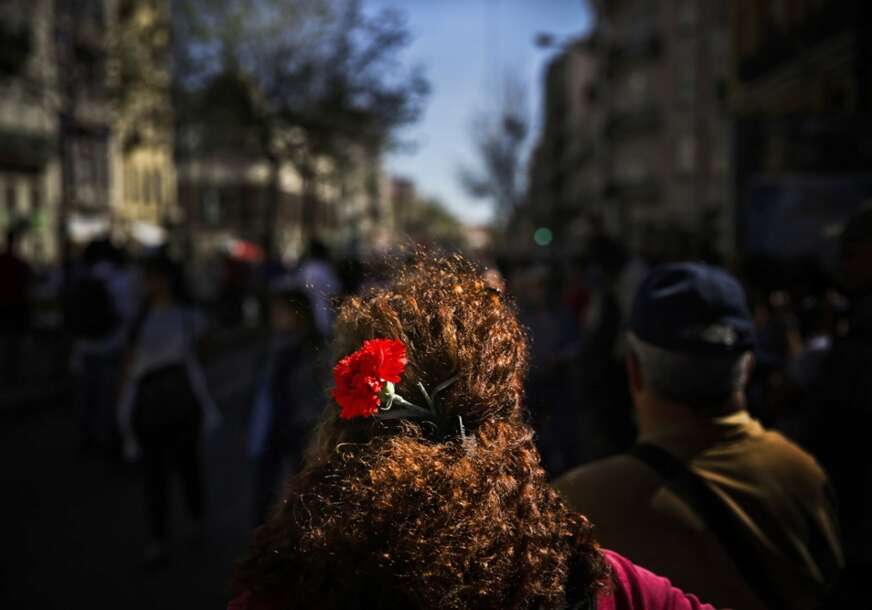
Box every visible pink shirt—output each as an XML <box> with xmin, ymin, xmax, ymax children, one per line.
<box><xmin>228</xmin><ymin>550</ymin><xmax>717</xmax><ymax>610</ymax></box>
<box><xmin>598</xmin><ymin>550</ymin><xmax>716</xmax><ymax>610</ymax></box>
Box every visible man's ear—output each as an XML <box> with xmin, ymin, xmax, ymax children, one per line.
<box><xmin>627</xmin><ymin>350</ymin><xmax>643</xmax><ymax>393</ymax></box>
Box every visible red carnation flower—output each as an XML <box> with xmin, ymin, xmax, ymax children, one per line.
<box><xmin>332</xmin><ymin>339</ymin><xmax>408</xmax><ymax>419</ymax></box>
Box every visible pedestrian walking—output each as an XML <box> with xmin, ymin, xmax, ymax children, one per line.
<box><xmin>792</xmin><ymin>203</ymin><xmax>872</xmax><ymax>604</ymax></box>
<box><xmin>118</xmin><ymin>252</ymin><xmax>221</xmax><ymax>567</ymax></box>
<box><xmin>69</xmin><ymin>239</ymin><xmax>136</xmax><ymax>455</ymax></box>
<box><xmin>248</xmin><ymin>279</ymin><xmax>325</xmax><ymax>525</ymax></box>
<box><xmin>296</xmin><ymin>239</ymin><xmax>340</xmax><ymax>337</ymax></box>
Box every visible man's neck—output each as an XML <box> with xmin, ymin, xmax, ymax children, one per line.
<box><xmin>636</xmin><ymin>395</ymin><xmax>744</xmax><ymax>440</ymax></box>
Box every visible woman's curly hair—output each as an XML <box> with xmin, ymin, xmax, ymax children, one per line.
<box><xmin>233</xmin><ymin>253</ymin><xmax>609</xmax><ymax>609</ymax></box>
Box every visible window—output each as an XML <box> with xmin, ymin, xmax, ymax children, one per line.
<box><xmin>6</xmin><ymin>183</ymin><xmax>17</xmax><ymax>213</ymax></box>
<box><xmin>676</xmin><ymin>0</ymin><xmax>699</xmax><ymax>28</ymax></box>
<box><xmin>710</xmin><ymin>126</ymin><xmax>729</xmax><ymax>175</ymax></box>
<box><xmin>627</xmin><ymin>70</ymin><xmax>648</xmax><ymax>99</ymax></box>
<box><xmin>30</xmin><ymin>178</ymin><xmax>41</xmax><ymax>210</ymax></box>
<box><xmin>676</xmin><ymin>53</ymin><xmax>697</xmax><ymax>105</ymax></box>
<box><xmin>711</xmin><ymin>31</ymin><xmax>729</xmax><ymax>66</ymax></box>
<box><xmin>130</xmin><ymin>167</ymin><xmax>139</xmax><ymax>202</ymax></box>
<box><xmin>95</xmin><ymin>141</ymin><xmax>108</xmax><ymax>190</ymax></box>
<box><xmin>676</xmin><ymin>135</ymin><xmax>696</xmax><ymax>174</ymax></box>
<box><xmin>769</xmin><ymin>0</ymin><xmax>790</xmax><ymax>31</ymax></box>
<box><xmin>203</xmin><ymin>188</ymin><xmax>221</xmax><ymax>226</ymax></box>
<box><xmin>615</xmin><ymin>151</ymin><xmax>648</xmax><ymax>183</ymax></box>
<box><xmin>142</xmin><ymin>168</ymin><xmax>150</xmax><ymax>203</ymax></box>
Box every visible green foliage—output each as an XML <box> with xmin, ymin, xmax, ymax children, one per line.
<box><xmin>402</xmin><ymin>197</ymin><xmax>467</xmax><ymax>249</ymax></box>
<box><xmin>173</xmin><ymin>0</ymin><xmax>429</xmax><ymax>162</ymax></box>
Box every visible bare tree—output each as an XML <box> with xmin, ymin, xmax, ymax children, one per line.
<box><xmin>457</xmin><ymin>76</ymin><xmax>529</xmax><ymax>224</ymax></box>
<box><xmin>172</xmin><ymin>0</ymin><xmax>429</xmax><ymax>253</ymax></box>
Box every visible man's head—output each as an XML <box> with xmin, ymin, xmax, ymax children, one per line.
<box><xmin>626</xmin><ymin>263</ymin><xmax>755</xmax><ymax>416</ymax></box>
<box><xmin>839</xmin><ymin>203</ymin><xmax>872</xmax><ymax>296</ymax></box>
<box><xmin>268</xmin><ymin>278</ymin><xmax>316</xmax><ymax>336</ymax></box>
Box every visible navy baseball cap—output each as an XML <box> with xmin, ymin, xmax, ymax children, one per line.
<box><xmin>629</xmin><ymin>263</ymin><xmax>755</xmax><ymax>356</ymax></box>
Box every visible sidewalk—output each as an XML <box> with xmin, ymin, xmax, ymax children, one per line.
<box><xmin>0</xmin><ymin>328</ymin><xmax>263</xmax><ymax>610</ymax></box>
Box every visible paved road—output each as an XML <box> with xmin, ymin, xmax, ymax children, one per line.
<box><xmin>1</xmin><ymin>342</ymin><xmax>261</xmax><ymax>609</ymax></box>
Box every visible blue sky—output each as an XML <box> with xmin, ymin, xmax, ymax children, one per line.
<box><xmin>367</xmin><ymin>0</ymin><xmax>591</xmax><ymax>226</ymax></box>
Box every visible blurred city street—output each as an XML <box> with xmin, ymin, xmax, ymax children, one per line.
<box><xmin>1</xmin><ymin>0</ymin><xmax>870</xmax><ymax>608</ymax></box>
<box><xmin>0</xmin><ymin>333</ymin><xmax>259</xmax><ymax>609</ymax></box>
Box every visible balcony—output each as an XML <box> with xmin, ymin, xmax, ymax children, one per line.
<box><xmin>0</xmin><ymin>22</ymin><xmax>31</xmax><ymax>77</ymax></box>
<box><xmin>605</xmin><ymin>25</ymin><xmax>661</xmax><ymax>76</ymax></box>
<box><xmin>574</xmin><ymin>140</ymin><xmax>596</xmax><ymax>167</ymax></box>
<box><xmin>0</xmin><ymin>130</ymin><xmax>53</xmax><ymax>173</ymax></box>
<box><xmin>603</xmin><ymin>176</ymin><xmax>661</xmax><ymax>202</ymax></box>
<box><xmin>608</xmin><ymin>35</ymin><xmax>661</xmax><ymax>66</ymax></box>
<box><xmin>604</xmin><ymin>106</ymin><xmax>661</xmax><ymax>140</ymax></box>
<box><xmin>736</xmin><ymin>1</ymin><xmax>855</xmax><ymax>83</ymax></box>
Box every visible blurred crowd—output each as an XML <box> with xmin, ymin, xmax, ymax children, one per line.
<box><xmin>0</xmin><ymin>228</ymin><xmax>398</xmax><ymax>565</ymax></box>
<box><xmin>494</xmin><ymin>216</ymin><xmax>869</xmax><ymax>482</ymax></box>
<box><xmin>1</xmin><ymin>202</ymin><xmax>870</xmax><ymax>606</ymax></box>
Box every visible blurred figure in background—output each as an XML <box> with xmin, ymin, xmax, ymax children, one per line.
<box><xmin>557</xmin><ymin>263</ymin><xmax>843</xmax><ymax>610</ymax></box>
<box><xmin>745</xmin><ymin>289</ymin><xmax>796</xmax><ymax>426</ymax></box>
<box><xmin>575</xmin><ymin>241</ymin><xmax>636</xmax><ymax>463</ymax></box>
<box><xmin>336</xmin><ymin>252</ymin><xmax>364</xmax><ymax>297</ymax></box>
<box><xmin>792</xmin><ymin>203</ymin><xmax>872</xmax><ymax>603</ymax></box>
<box><xmin>0</xmin><ymin>228</ymin><xmax>32</xmax><ymax>384</ymax></box>
<box><xmin>766</xmin><ymin>287</ymin><xmax>845</xmax><ymax>432</ymax></box>
<box><xmin>218</xmin><ymin>252</ymin><xmax>249</xmax><ymax>327</ymax></box>
<box><xmin>248</xmin><ymin>279</ymin><xmax>325</xmax><ymax>526</ymax></box>
<box><xmin>69</xmin><ymin>238</ymin><xmax>135</xmax><ymax>455</ymax></box>
<box><xmin>297</xmin><ymin>239</ymin><xmax>340</xmax><ymax>337</ymax></box>
<box><xmin>513</xmin><ymin>264</ymin><xmax>581</xmax><ymax>476</ymax></box>
<box><xmin>118</xmin><ymin>252</ymin><xmax>220</xmax><ymax>568</ymax></box>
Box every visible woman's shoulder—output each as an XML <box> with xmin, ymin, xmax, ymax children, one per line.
<box><xmin>598</xmin><ymin>550</ymin><xmax>717</xmax><ymax>610</ymax></box>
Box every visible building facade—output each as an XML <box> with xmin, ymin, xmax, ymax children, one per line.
<box><xmin>0</xmin><ymin>0</ymin><xmax>61</xmax><ymax>263</ymax></box>
<box><xmin>594</xmin><ymin>0</ymin><xmax>732</xmax><ymax>258</ymax></box>
<box><xmin>524</xmin><ymin>37</ymin><xmax>601</xmax><ymax>255</ymax></box>
<box><xmin>55</xmin><ymin>0</ymin><xmax>118</xmax><ymax>251</ymax></box>
<box><xmin>525</xmin><ymin>1</ymin><xmax>733</xmax><ymax>260</ymax></box>
<box><xmin>177</xmin><ymin>157</ymin><xmax>304</xmax><ymax>263</ymax></box>
<box><xmin>111</xmin><ymin>0</ymin><xmax>177</xmax><ymax>246</ymax></box>
<box><xmin>176</xmin><ymin>146</ymin><xmax>386</xmax><ymax>264</ymax></box>
<box><xmin>0</xmin><ymin>0</ymin><xmax>176</xmax><ymax>263</ymax></box>
<box><xmin>729</xmin><ymin>0</ymin><xmax>872</xmax><ymax>263</ymax></box>
<box><xmin>175</xmin><ymin>64</ymin><xmax>391</xmax><ymax>264</ymax></box>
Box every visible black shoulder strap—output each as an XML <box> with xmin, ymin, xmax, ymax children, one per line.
<box><xmin>629</xmin><ymin>443</ymin><xmax>788</xmax><ymax>610</ymax></box>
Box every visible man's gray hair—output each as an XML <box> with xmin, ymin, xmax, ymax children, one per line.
<box><xmin>626</xmin><ymin>332</ymin><xmax>752</xmax><ymax>408</ymax></box>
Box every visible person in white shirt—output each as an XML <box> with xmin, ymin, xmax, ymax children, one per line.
<box><xmin>296</xmin><ymin>240</ymin><xmax>340</xmax><ymax>336</ymax></box>
<box><xmin>118</xmin><ymin>253</ymin><xmax>220</xmax><ymax>568</ymax></box>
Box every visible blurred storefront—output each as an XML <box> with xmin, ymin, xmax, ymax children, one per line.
<box><xmin>177</xmin><ymin>157</ymin><xmax>305</xmax><ymax>264</ymax></box>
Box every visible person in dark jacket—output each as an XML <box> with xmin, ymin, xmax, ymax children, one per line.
<box><xmin>248</xmin><ymin>280</ymin><xmax>325</xmax><ymax>525</ymax></box>
<box><xmin>556</xmin><ymin>263</ymin><xmax>843</xmax><ymax>610</ymax></box>
<box><xmin>791</xmin><ymin>203</ymin><xmax>872</xmax><ymax>603</ymax></box>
